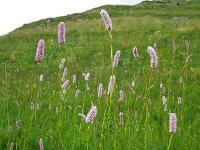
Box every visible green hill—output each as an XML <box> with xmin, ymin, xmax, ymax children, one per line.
<box><xmin>0</xmin><ymin>1</ymin><xmax>200</xmax><ymax>149</ymax></box>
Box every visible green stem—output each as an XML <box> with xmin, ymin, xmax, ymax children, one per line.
<box><xmin>167</xmin><ymin>134</ymin><xmax>173</xmax><ymax>150</ymax></box>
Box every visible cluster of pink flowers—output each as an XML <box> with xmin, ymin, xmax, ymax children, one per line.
<box><xmin>119</xmin><ymin>90</ymin><xmax>124</xmax><ymax>101</ymax></box>
<box><xmin>58</xmin><ymin>22</ymin><xmax>66</xmax><ymax>44</ymax></box>
<box><xmin>79</xmin><ymin>103</ymin><xmax>97</xmax><ymax>123</ymax></box>
<box><xmin>169</xmin><ymin>113</ymin><xmax>177</xmax><ymax>133</ymax></box>
<box><xmin>148</xmin><ymin>46</ymin><xmax>158</xmax><ymax>68</ymax></box>
<box><xmin>62</xmin><ymin>80</ymin><xmax>69</xmax><ymax>89</ymax></box>
<box><xmin>113</xmin><ymin>51</ymin><xmax>121</xmax><ymax>68</ymax></box>
<box><xmin>107</xmin><ymin>75</ymin><xmax>115</xmax><ymax>95</ymax></box>
<box><xmin>119</xmin><ymin>112</ymin><xmax>123</xmax><ymax>125</ymax></box>
<box><xmin>39</xmin><ymin>138</ymin><xmax>44</xmax><ymax>150</ymax></box>
<box><xmin>133</xmin><ymin>47</ymin><xmax>139</xmax><ymax>58</ymax></box>
<box><xmin>35</xmin><ymin>39</ymin><xmax>45</xmax><ymax>62</ymax></box>
<box><xmin>100</xmin><ymin>10</ymin><xmax>112</xmax><ymax>31</ymax></box>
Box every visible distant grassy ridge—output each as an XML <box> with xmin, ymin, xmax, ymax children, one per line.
<box><xmin>10</xmin><ymin>1</ymin><xmax>200</xmax><ymax>32</ymax></box>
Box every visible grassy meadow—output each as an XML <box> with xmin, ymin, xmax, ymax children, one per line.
<box><xmin>0</xmin><ymin>1</ymin><xmax>200</xmax><ymax>149</ymax></box>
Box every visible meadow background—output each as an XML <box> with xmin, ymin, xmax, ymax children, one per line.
<box><xmin>0</xmin><ymin>0</ymin><xmax>200</xmax><ymax>149</ymax></box>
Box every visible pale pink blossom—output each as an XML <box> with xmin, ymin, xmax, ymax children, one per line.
<box><xmin>100</xmin><ymin>10</ymin><xmax>112</xmax><ymax>30</ymax></box>
<box><xmin>113</xmin><ymin>51</ymin><xmax>121</xmax><ymax>68</ymax></box>
<box><xmin>39</xmin><ymin>138</ymin><xmax>44</xmax><ymax>150</ymax></box>
<box><xmin>58</xmin><ymin>22</ymin><xmax>66</xmax><ymax>44</ymax></box>
<box><xmin>35</xmin><ymin>39</ymin><xmax>45</xmax><ymax>62</ymax></box>
<box><xmin>169</xmin><ymin>113</ymin><xmax>177</xmax><ymax>133</ymax></box>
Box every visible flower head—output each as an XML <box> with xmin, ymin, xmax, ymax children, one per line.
<box><xmin>72</xmin><ymin>74</ymin><xmax>76</xmax><ymax>84</ymax></box>
<box><xmin>39</xmin><ymin>74</ymin><xmax>43</xmax><ymax>82</ymax></box>
<box><xmin>61</xmin><ymin>68</ymin><xmax>67</xmax><ymax>82</ymax></box>
<box><xmin>100</xmin><ymin>10</ymin><xmax>112</xmax><ymax>31</ymax></box>
<box><xmin>107</xmin><ymin>75</ymin><xmax>115</xmax><ymax>95</ymax></box>
<box><xmin>119</xmin><ymin>112</ymin><xmax>123</xmax><ymax>125</ymax></box>
<box><xmin>98</xmin><ymin>83</ymin><xmax>103</xmax><ymax>98</ymax></box>
<box><xmin>62</xmin><ymin>80</ymin><xmax>69</xmax><ymax>89</ymax></box>
<box><xmin>133</xmin><ymin>47</ymin><xmax>139</xmax><ymax>58</ymax></box>
<box><xmin>59</xmin><ymin>58</ymin><xmax>65</xmax><ymax>69</ymax></box>
<box><xmin>119</xmin><ymin>90</ymin><xmax>124</xmax><ymax>101</ymax></box>
<box><xmin>148</xmin><ymin>46</ymin><xmax>158</xmax><ymax>68</ymax></box>
<box><xmin>79</xmin><ymin>102</ymin><xmax>97</xmax><ymax>123</ymax></box>
<box><xmin>113</xmin><ymin>51</ymin><xmax>121</xmax><ymax>68</ymax></box>
<box><xmin>169</xmin><ymin>113</ymin><xmax>177</xmax><ymax>133</ymax></box>
<box><xmin>35</xmin><ymin>39</ymin><xmax>45</xmax><ymax>62</ymax></box>
<box><xmin>39</xmin><ymin>138</ymin><xmax>44</xmax><ymax>150</ymax></box>
<box><xmin>58</xmin><ymin>22</ymin><xmax>66</xmax><ymax>44</ymax></box>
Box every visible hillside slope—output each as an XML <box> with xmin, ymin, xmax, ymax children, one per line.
<box><xmin>0</xmin><ymin>1</ymin><xmax>200</xmax><ymax>149</ymax></box>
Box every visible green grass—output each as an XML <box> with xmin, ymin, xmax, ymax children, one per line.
<box><xmin>0</xmin><ymin>1</ymin><xmax>200</xmax><ymax>149</ymax></box>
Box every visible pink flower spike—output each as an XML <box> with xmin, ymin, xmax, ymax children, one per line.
<box><xmin>39</xmin><ymin>138</ymin><xmax>44</xmax><ymax>150</ymax></box>
<box><xmin>169</xmin><ymin>113</ymin><xmax>177</xmax><ymax>133</ymax></box>
<box><xmin>58</xmin><ymin>22</ymin><xmax>66</xmax><ymax>44</ymax></box>
<box><xmin>119</xmin><ymin>112</ymin><xmax>123</xmax><ymax>125</ymax></box>
<box><xmin>148</xmin><ymin>46</ymin><xmax>158</xmax><ymax>68</ymax></box>
<box><xmin>80</xmin><ymin>102</ymin><xmax>97</xmax><ymax>124</ymax></box>
<box><xmin>119</xmin><ymin>90</ymin><xmax>124</xmax><ymax>101</ymax></box>
<box><xmin>100</xmin><ymin>10</ymin><xmax>112</xmax><ymax>31</ymax></box>
<box><xmin>133</xmin><ymin>47</ymin><xmax>139</xmax><ymax>58</ymax></box>
<box><xmin>35</xmin><ymin>39</ymin><xmax>45</xmax><ymax>62</ymax></box>
<box><xmin>113</xmin><ymin>51</ymin><xmax>121</xmax><ymax>68</ymax></box>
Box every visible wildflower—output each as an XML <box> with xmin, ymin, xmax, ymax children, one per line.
<box><xmin>119</xmin><ymin>112</ymin><xmax>123</xmax><ymax>125</ymax></box>
<box><xmin>169</xmin><ymin>113</ymin><xmax>177</xmax><ymax>133</ymax></box>
<box><xmin>82</xmin><ymin>73</ymin><xmax>90</xmax><ymax>81</ymax></box>
<box><xmin>160</xmin><ymin>83</ymin><xmax>163</xmax><ymax>89</ymax></box>
<box><xmin>124</xmin><ymin>42</ymin><xmax>129</xmax><ymax>47</ymax></box>
<box><xmin>59</xmin><ymin>58</ymin><xmax>65</xmax><ymax>69</ymax></box>
<box><xmin>62</xmin><ymin>80</ymin><xmax>69</xmax><ymax>89</ymax></box>
<box><xmin>148</xmin><ymin>46</ymin><xmax>158</xmax><ymax>68</ymax></box>
<box><xmin>61</xmin><ymin>68</ymin><xmax>67</xmax><ymax>82</ymax></box>
<box><xmin>35</xmin><ymin>39</ymin><xmax>45</xmax><ymax>62</ymax></box>
<box><xmin>72</xmin><ymin>74</ymin><xmax>76</xmax><ymax>84</ymax></box>
<box><xmin>113</xmin><ymin>51</ymin><xmax>121</xmax><ymax>68</ymax></box>
<box><xmin>39</xmin><ymin>74</ymin><xmax>43</xmax><ymax>82</ymax></box>
<box><xmin>132</xmin><ymin>81</ymin><xmax>135</xmax><ymax>87</ymax></box>
<box><xmin>107</xmin><ymin>75</ymin><xmax>115</xmax><ymax>95</ymax></box>
<box><xmin>39</xmin><ymin>138</ymin><xmax>44</xmax><ymax>150</ymax></box>
<box><xmin>133</xmin><ymin>47</ymin><xmax>139</xmax><ymax>58</ymax></box>
<box><xmin>185</xmin><ymin>54</ymin><xmax>193</xmax><ymax>63</ymax></box>
<box><xmin>98</xmin><ymin>83</ymin><xmax>103</xmax><ymax>98</ymax></box>
<box><xmin>100</xmin><ymin>10</ymin><xmax>112</xmax><ymax>30</ymax></box>
<box><xmin>178</xmin><ymin>97</ymin><xmax>182</xmax><ymax>104</ymax></box>
<box><xmin>119</xmin><ymin>90</ymin><xmax>124</xmax><ymax>101</ymax></box>
<box><xmin>185</xmin><ymin>40</ymin><xmax>189</xmax><ymax>51</ymax></box>
<box><xmin>58</xmin><ymin>22</ymin><xmax>66</xmax><ymax>44</ymax></box>
<box><xmin>79</xmin><ymin>102</ymin><xmax>97</xmax><ymax>123</ymax></box>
